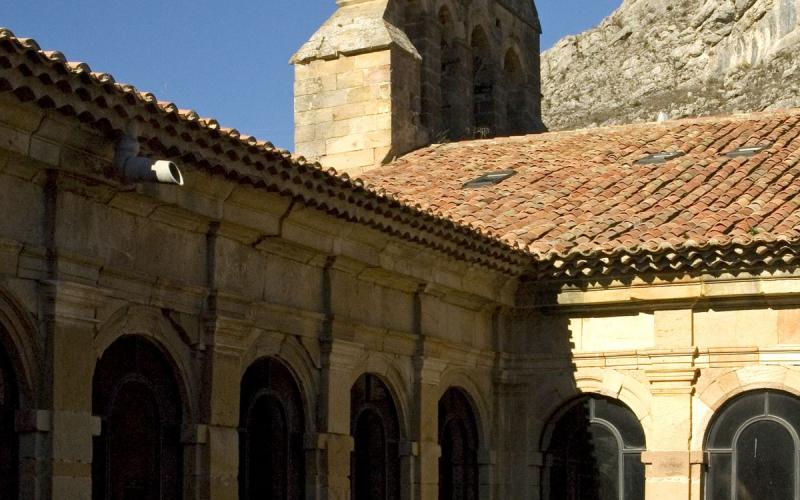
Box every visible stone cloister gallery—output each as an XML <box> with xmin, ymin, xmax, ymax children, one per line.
<box><xmin>2</xmin><ymin>0</ymin><xmax>800</xmax><ymax>499</ymax></box>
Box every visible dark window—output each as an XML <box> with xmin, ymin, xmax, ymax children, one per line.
<box><xmin>439</xmin><ymin>388</ymin><xmax>480</xmax><ymax>500</ymax></box>
<box><xmin>92</xmin><ymin>336</ymin><xmax>183</xmax><ymax>500</ymax></box>
<box><xmin>350</xmin><ymin>374</ymin><xmax>401</xmax><ymax>500</ymax></box>
<box><xmin>239</xmin><ymin>358</ymin><xmax>306</xmax><ymax>500</ymax></box>
<box><xmin>0</xmin><ymin>336</ymin><xmax>18</xmax><ymax>498</ymax></box>
<box><xmin>705</xmin><ymin>390</ymin><xmax>800</xmax><ymax>500</ymax></box>
<box><xmin>542</xmin><ymin>395</ymin><xmax>645</xmax><ymax>500</ymax></box>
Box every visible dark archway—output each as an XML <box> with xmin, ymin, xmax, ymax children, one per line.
<box><xmin>239</xmin><ymin>357</ymin><xmax>306</xmax><ymax>500</ymax></box>
<box><xmin>92</xmin><ymin>336</ymin><xmax>183</xmax><ymax>500</ymax></box>
<box><xmin>438</xmin><ymin>5</ymin><xmax>461</xmax><ymax>140</ymax></box>
<box><xmin>350</xmin><ymin>373</ymin><xmax>401</xmax><ymax>500</ymax></box>
<box><xmin>705</xmin><ymin>389</ymin><xmax>800</xmax><ymax>500</ymax></box>
<box><xmin>542</xmin><ymin>395</ymin><xmax>646</xmax><ymax>500</ymax></box>
<box><xmin>438</xmin><ymin>388</ymin><xmax>480</xmax><ymax>500</ymax></box>
<box><xmin>503</xmin><ymin>48</ymin><xmax>527</xmax><ymax>135</ymax></box>
<box><xmin>471</xmin><ymin>26</ymin><xmax>495</xmax><ymax>136</ymax></box>
<box><xmin>0</xmin><ymin>331</ymin><xmax>19</xmax><ymax>498</ymax></box>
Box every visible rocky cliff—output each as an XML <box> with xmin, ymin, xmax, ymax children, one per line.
<box><xmin>541</xmin><ymin>0</ymin><xmax>800</xmax><ymax>130</ymax></box>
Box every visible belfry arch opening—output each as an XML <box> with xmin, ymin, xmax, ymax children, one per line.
<box><xmin>503</xmin><ymin>48</ymin><xmax>527</xmax><ymax>135</ymax></box>
<box><xmin>471</xmin><ymin>26</ymin><xmax>495</xmax><ymax>137</ymax></box>
<box><xmin>91</xmin><ymin>335</ymin><xmax>184</xmax><ymax>500</ymax></box>
<box><xmin>438</xmin><ymin>5</ymin><xmax>461</xmax><ymax>140</ymax></box>
<box><xmin>239</xmin><ymin>357</ymin><xmax>306</xmax><ymax>500</ymax></box>
<box><xmin>350</xmin><ymin>373</ymin><xmax>401</xmax><ymax>500</ymax></box>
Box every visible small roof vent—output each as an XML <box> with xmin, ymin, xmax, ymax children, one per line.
<box><xmin>463</xmin><ymin>170</ymin><xmax>516</xmax><ymax>189</ymax></box>
<box><xmin>635</xmin><ymin>151</ymin><xmax>685</xmax><ymax>165</ymax></box>
<box><xmin>723</xmin><ymin>144</ymin><xmax>770</xmax><ymax>158</ymax></box>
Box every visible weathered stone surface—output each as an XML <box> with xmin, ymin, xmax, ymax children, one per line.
<box><xmin>542</xmin><ymin>0</ymin><xmax>800</xmax><ymax>130</ymax></box>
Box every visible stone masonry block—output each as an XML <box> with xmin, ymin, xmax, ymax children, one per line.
<box><xmin>353</xmin><ymin>50</ymin><xmax>391</xmax><ymax>69</ymax></box>
<box><xmin>295</xmin><ymin>77</ymin><xmax>324</xmax><ymax>96</ymax></box>
<box><xmin>337</xmin><ymin>70</ymin><xmax>365</xmax><ymax>89</ymax></box>
<box><xmin>323</xmin><ymin>149</ymin><xmax>375</xmax><ymax>171</ymax></box>
<box><xmin>295</xmin><ymin>108</ymin><xmax>333</xmax><ymax>126</ymax></box>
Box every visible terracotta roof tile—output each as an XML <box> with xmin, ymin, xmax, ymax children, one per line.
<box><xmin>362</xmin><ymin>110</ymin><xmax>800</xmax><ymax>276</ymax></box>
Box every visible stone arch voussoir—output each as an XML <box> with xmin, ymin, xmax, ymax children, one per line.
<box><xmin>94</xmin><ymin>304</ymin><xmax>198</xmax><ymax>420</ymax></box>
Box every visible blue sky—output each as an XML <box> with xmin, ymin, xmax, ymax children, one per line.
<box><xmin>5</xmin><ymin>1</ymin><xmax>620</xmax><ymax>149</ymax></box>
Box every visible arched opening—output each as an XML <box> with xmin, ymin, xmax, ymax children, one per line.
<box><xmin>239</xmin><ymin>357</ymin><xmax>306</xmax><ymax>500</ymax></box>
<box><xmin>471</xmin><ymin>26</ymin><xmax>495</xmax><ymax>137</ymax></box>
<box><xmin>438</xmin><ymin>388</ymin><xmax>480</xmax><ymax>500</ymax></box>
<box><xmin>705</xmin><ymin>389</ymin><xmax>800</xmax><ymax>500</ymax></box>
<box><xmin>0</xmin><ymin>332</ymin><xmax>19</xmax><ymax>498</ymax></box>
<box><xmin>541</xmin><ymin>395</ymin><xmax>645</xmax><ymax>500</ymax></box>
<box><xmin>438</xmin><ymin>5</ymin><xmax>460</xmax><ymax>140</ymax></box>
<box><xmin>350</xmin><ymin>373</ymin><xmax>401</xmax><ymax>500</ymax></box>
<box><xmin>92</xmin><ymin>335</ymin><xmax>183</xmax><ymax>500</ymax></box>
<box><xmin>503</xmin><ymin>49</ymin><xmax>527</xmax><ymax>135</ymax></box>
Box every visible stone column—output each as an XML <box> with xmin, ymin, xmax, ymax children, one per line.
<box><xmin>643</xmin><ymin>365</ymin><xmax>699</xmax><ymax>500</ymax></box>
<box><xmin>314</xmin><ymin>340</ymin><xmax>361</xmax><ymax>500</ymax></box>
<box><xmin>42</xmin><ymin>281</ymin><xmax>103</xmax><ymax>500</ymax></box>
<box><xmin>412</xmin><ymin>356</ymin><xmax>446</xmax><ymax>500</ymax></box>
<box><xmin>478</xmin><ymin>448</ymin><xmax>495</xmax><ymax>500</ymax></box>
<box><xmin>200</xmin><ymin>317</ymin><xmax>249</xmax><ymax>500</ymax></box>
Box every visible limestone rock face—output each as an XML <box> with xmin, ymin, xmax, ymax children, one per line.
<box><xmin>541</xmin><ymin>0</ymin><xmax>800</xmax><ymax>130</ymax></box>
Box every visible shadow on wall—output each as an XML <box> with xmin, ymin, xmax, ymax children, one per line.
<box><xmin>512</xmin><ymin>277</ymin><xmax>648</xmax><ymax>500</ymax></box>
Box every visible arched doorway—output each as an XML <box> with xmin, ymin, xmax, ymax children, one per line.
<box><xmin>239</xmin><ymin>357</ymin><xmax>306</xmax><ymax>500</ymax></box>
<box><xmin>0</xmin><ymin>335</ymin><xmax>19</xmax><ymax>498</ymax></box>
<box><xmin>541</xmin><ymin>395</ymin><xmax>646</xmax><ymax>500</ymax></box>
<box><xmin>350</xmin><ymin>373</ymin><xmax>401</xmax><ymax>500</ymax></box>
<box><xmin>705</xmin><ymin>389</ymin><xmax>800</xmax><ymax>500</ymax></box>
<box><xmin>438</xmin><ymin>388</ymin><xmax>480</xmax><ymax>500</ymax></box>
<box><xmin>92</xmin><ymin>336</ymin><xmax>183</xmax><ymax>500</ymax></box>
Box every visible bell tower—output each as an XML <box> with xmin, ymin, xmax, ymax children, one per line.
<box><xmin>292</xmin><ymin>0</ymin><xmax>545</xmax><ymax>175</ymax></box>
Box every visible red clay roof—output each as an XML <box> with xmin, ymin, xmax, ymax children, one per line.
<box><xmin>362</xmin><ymin>111</ymin><xmax>800</xmax><ymax>271</ymax></box>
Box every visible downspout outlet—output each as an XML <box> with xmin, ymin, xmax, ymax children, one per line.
<box><xmin>115</xmin><ymin>135</ymin><xmax>184</xmax><ymax>186</ymax></box>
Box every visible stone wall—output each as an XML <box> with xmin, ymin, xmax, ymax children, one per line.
<box><xmin>509</xmin><ymin>273</ymin><xmax>800</xmax><ymax>499</ymax></box>
<box><xmin>0</xmin><ymin>93</ymin><xmax>517</xmax><ymax>499</ymax></box>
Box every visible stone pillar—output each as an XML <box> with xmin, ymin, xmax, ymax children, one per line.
<box><xmin>478</xmin><ymin>448</ymin><xmax>495</xmax><ymax>500</ymax></box>
<box><xmin>200</xmin><ymin>318</ymin><xmax>249</xmax><ymax>500</ymax></box>
<box><xmin>315</xmin><ymin>340</ymin><xmax>361</xmax><ymax>500</ymax></box>
<box><xmin>412</xmin><ymin>356</ymin><xmax>446</xmax><ymax>500</ymax></box>
<box><xmin>44</xmin><ymin>281</ymin><xmax>103</xmax><ymax>500</ymax></box>
<box><xmin>688</xmin><ymin>451</ymin><xmax>705</xmax><ymax>500</ymax></box>
<box><xmin>643</xmin><ymin>364</ymin><xmax>698</xmax><ymax>500</ymax></box>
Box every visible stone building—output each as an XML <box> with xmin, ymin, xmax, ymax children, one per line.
<box><xmin>292</xmin><ymin>0</ymin><xmax>546</xmax><ymax>175</ymax></box>
<box><xmin>2</xmin><ymin>2</ymin><xmax>800</xmax><ymax>500</ymax></box>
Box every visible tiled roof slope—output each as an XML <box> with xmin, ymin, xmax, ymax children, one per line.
<box><xmin>0</xmin><ymin>28</ymin><xmax>528</xmax><ymax>274</ymax></box>
<box><xmin>362</xmin><ymin>111</ymin><xmax>800</xmax><ymax>279</ymax></box>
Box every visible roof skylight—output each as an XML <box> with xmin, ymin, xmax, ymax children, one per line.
<box><xmin>723</xmin><ymin>144</ymin><xmax>770</xmax><ymax>158</ymax></box>
<box><xmin>463</xmin><ymin>170</ymin><xmax>516</xmax><ymax>189</ymax></box>
<box><xmin>634</xmin><ymin>151</ymin><xmax>685</xmax><ymax>165</ymax></box>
